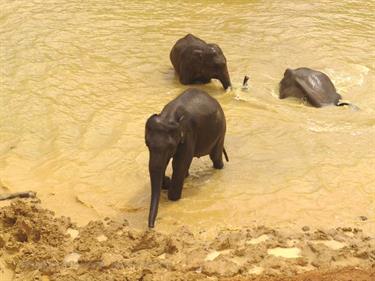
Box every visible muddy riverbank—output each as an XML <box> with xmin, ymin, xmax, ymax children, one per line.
<box><xmin>0</xmin><ymin>200</ymin><xmax>373</xmax><ymax>280</ymax></box>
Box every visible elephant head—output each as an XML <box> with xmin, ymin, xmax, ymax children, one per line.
<box><xmin>193</xmin><ymin>44</ymin><xmax>231</xmax><ymax>90</ymax></box>
<box><xmin>279</xmin><ymin>68</ymin><xmax>304</xmax><ymax>100</ymax></box>
<box><xmin>145</xmin><ymin>114</ymin><xmax>184</xmax><ymax>228</ymax></box>
<box><xmin>279</xmin><ymin>69</ymin><xmax>293</xmax><ymax>93</ymax></box>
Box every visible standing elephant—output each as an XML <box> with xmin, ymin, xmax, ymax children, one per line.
<box><xmin>279</xmin><ymin>67</ymin><xmax>349</xmax><ymax>107</ymax></box>
<box><xmin>145</xmin><ymin>88</ymin><xmax>229</xmax><ymax>228</ymax></box>
<box><xmin>170</xmin><ymin>34</ymin><xmax>231</xmax><ymax>90</ymax></box>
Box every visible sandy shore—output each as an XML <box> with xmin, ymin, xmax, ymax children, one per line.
<box><xmin>0</xmin><ymin>199</ymin><xmax>374</xmax><ymax>281</ymax></box>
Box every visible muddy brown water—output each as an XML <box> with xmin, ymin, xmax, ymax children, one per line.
<box><xmin>1</xmin><ymin>0</ymin><xmax>374</xmax><ymax>234</ymax></box>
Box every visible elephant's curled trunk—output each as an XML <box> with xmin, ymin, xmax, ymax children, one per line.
<box><xmin>219</xmin><ymin>68</ymin><xmax>231</xmax><ymax>90</ymax></box>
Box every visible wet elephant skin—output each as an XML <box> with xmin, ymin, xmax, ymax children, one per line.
<box><xmin>145</xmin><ymin>88</ymin><xmax>228</xmax><ymax>228</ymax></box>
<box><xmin>170</xmin><ymin>34</ymin><xmax>231</xmax><ymax>90</ymax></box>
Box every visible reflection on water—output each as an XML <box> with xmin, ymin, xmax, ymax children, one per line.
<box><xmin>1</xmin><ymin>0</ymin><xmax>374</xmax><ymax>233</ymax></box>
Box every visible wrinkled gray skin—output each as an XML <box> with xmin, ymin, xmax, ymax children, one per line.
<box><xmin>170</xmin><ymin>34</ymin><xmax>231</xmax><ymax>90</ymax></box>
<box><xmin>145</xmin><ymin>88</ymin><xmax>228</xmax><ymax>228</ymax></box>
<box><xmin>279</xmin><ymin>67</ymin><xmax>346</xmax><ymax>107</ymax></box>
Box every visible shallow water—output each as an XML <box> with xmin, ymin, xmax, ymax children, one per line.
<box><xmin>1</xmin><ymin>0</ymin><xmax>374</xmax><ymax>233</ymax></box>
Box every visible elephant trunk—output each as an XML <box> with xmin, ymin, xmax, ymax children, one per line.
<box><xmin>148</xmin><ymin>153</ymin><xmax>168</xmax><ymax>228</ymax></box>
<box><xmin>218</xmin><ymin>67</ymin><xmax>231</xmax><ymax>90</ymax></box>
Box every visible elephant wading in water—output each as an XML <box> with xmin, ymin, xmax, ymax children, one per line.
<box><xmin>279</xmin><ymin>67</ymin><xmax>350</xmax><ymax>108</ymax></box>
<box><xmin>145</xmin><ymin>88</ymin><xmax>229</xmax><ymax>228</ymax></box>
<box><xmin>170</xmin><ymin>34</ymin><xmax>231</xmax><ymax>90</ymax></box>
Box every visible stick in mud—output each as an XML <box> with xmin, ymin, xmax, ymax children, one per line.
<box><xmin>242</xmin><ymin>75</ymin><xmax>249</xmax><ymax>89</ymax></box>
<box><xmin>0</xmin><ymin>191</ymin><xmax>36</xmax><ymax>201</ymax></box>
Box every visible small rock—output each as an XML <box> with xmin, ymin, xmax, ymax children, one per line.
<box><xmin>359</xmin><ymin>216</ymin><xmax>368</xmax><ymax>221</ymax></box>
<box><xmin>205</xmin><ymin>251</ymin><xmax>221</xmax><ymax>261</ymax></box>
<box><xmin>66</xmin><ymin>228</ymin><xmax>79</xmax><ymax>240</ymax></box>
<box><xmin>165</xmin><ymin>237</ymin><xmax>178</xmax><ymax>254</ymax></box>
<box><xmin>234</xmin><ymin>247</ymin><xmax>246</xmax><ymax>257</ymax></box>
<box><xmin>353</xmin><ymin>228</ymin><xmax>362</xmax><ymax>234</ymax></box>
<box><xmin>341</xmin><ymin>227</ymin><xmax>352</xmax><ymax>232</ymax></box>
<box><xmin>354</xmin><ymin>251</ymin><xmax>369</xmax><ymax>259</ymax></box>
<box><xmin>41</xmin><ymin>276</ymin><xmax>50</xmax><ymax>281</ymax></box>
<box><xmin>267</xmin><ymin>247</ymin><xmax>301</xmax><ymax>258</ymax></box>
<box><xmin>158</xmin><ymin>253</ymin><xmax>166</xmax><ymax>260</ymax></box>
<box><xmin>63</xmin><ymin>253</ymin><xmax>81</xmax><ymax>264</ymax></box>
<box><xmin>302</xmin><ymin>226</ymin><xmax>310</xmax><ymax>232</ymax></box>
<box><xmin>246</xmin><ymin>234</ymin><xmax>269</xmax><ymax>245</ymax></box>
<box><xmin>248</xmin><ymin>266</ymin><xmax>264</xmax><ymax>275</ymax></box>
<box><xmin>270</xmin><ymin>263</ymin><xmax>281</xmax><ymax>269</ymax></box>
<box><xmin>202</xmin><ymin>258</ymin><xmax>240</xmax><ymax>277</ymax></box>
<box><xmin>101</xmin><ymin>253</ymin><xmax>123</xmax><ymax>267</ymax></box>
<box><xmin>295</xmin><ymin>257</ymin><xmax>309</xmax><ymax>266</ymax></box>
<box><xmin>96</xmin><ymin>234</ymin><xmax>108</xmax><ymax>242</ymax></box>
<box><xmin>0</xmin><ymin>234</ymin><xmax>8</xmax><ymax>248</ymax></box>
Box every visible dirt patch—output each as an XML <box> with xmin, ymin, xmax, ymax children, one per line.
<box><xmin>226</xmin><ymin>267</ymin><xmax>375</xmax><ymax>281</ymax></box>
<box><xmin>0</xmin><ymin>200</ymin><xmax>374</xmax><ymax>281</ymax></box>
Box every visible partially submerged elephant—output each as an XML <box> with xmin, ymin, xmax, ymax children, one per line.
<box><xmin>145</xmin><ymin>88</ymin><xmax>228</xmax><ymax>228</ymax></box>
<box><xmin>170</xmin><ymin>34</ymin><xmax>231</xmax><ymax>90</ymax></box>
<box><xmin>279</xmin><ymin>67</ymin><xmax>349</xmax><ymax>107</ymax></box>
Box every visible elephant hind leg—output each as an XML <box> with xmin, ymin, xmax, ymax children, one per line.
<box><xmin>162</xmin><ymin>176</ymin><xmax>171</xmax><ymax>190</ymax></box>
<box><xmin>210</xmin><ymin>139</ymin><xmax>224</xmax><ymax>170</ymax></box>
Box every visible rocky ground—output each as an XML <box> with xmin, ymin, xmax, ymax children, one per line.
<box><xmin>0</xmin><ymin>200</ymin><xmax>374</xmax><ymax>281</ymax></box>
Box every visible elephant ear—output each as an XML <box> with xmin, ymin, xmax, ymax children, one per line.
<box><xmin>283</xmin><ymin>68</ymin><xmax>293</xmax><ymax>78</ymax></box>
<box><xmin>295</xmin><ymin>76</ymin><xmax>326</xmax><ymax>107</ymax></box>
<box><xmin>179</xmin><ymin>49</ymin><xmax>203</xmax><ymax>84</ymax></box>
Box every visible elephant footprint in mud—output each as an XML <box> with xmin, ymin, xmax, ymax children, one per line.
<box><xmin>170</xmin><ymin>34</ymin><xmax>231</xmax><ymax>90</ymax></box>
<box><xmin>145</xmin><ymin>88</ymin><xmax>229</xmax><ymax>228</ymax></box>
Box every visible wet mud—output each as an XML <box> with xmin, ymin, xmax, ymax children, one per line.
<box><xmin>0</xmin><ymin>200</ymin><xmax>373</xmax><ymax>280</ymax></box>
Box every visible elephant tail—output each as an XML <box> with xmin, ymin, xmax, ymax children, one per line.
<box><xmin>223</xmin><ymin>147</ymin><xmax>229</xmax><ymax>162</ymax></box>
<box><xmin>336</xmin><ymin>101</ymin><xmax>351</xmax><ymax>106</ymax></box>
<box><xmin>335</xmin><ymin>100</ymin><xmax>360</xmax><ymax>111</ymax></box>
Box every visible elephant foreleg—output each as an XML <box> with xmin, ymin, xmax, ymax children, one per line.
<box><xmin>168</xmin><ymin>146</ymin><xmax>193</xmax><ymax>201</ymax></box>
<box><xmin>161</xmin><ymin>159</ymin><xmax>171</xmax><ymax>190</ymax></box>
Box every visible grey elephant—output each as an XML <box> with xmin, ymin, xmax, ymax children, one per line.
<box><xmin>145</xmin><ymin>88</ymin><xmax>229</xmax><ymax>228</ymax></box>
<box><xmin>279</xmin><ymin>67</ymin><xmax>350</xmax><ymax>107</ymax></box>
<box><xmin>170</xmin><ymin>34</ymin><xmax>231</xmax><ymax>90</ymax></box>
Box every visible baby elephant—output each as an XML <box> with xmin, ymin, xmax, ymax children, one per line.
<box><xmin>170</xmin><ymin>34</ymin><xmax>231</xmax><ymax>90</ymax></box>
<box><xmin>145</xmin><ymin>88</ymin><xmax>228</xmax><ymax>228</ymax></box>
<box><xmin>279</xmin><ymin>67</ymin><xmax>348</xmax><ymax>107</ymax></box>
